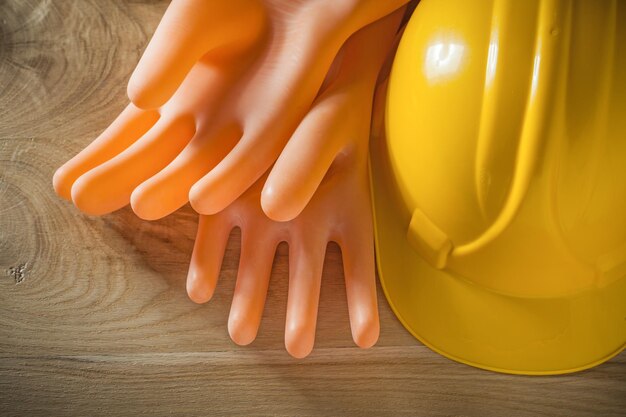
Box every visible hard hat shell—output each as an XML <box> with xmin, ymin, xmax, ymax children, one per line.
<box><xmin>372</xmin><ymin>0</ymin><xmax>626</xmax><ymax>374</ymax></box>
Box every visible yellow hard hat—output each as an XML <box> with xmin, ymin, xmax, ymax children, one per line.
<box><xmin>371</xmin><ymin>0</ymin><xmax>626</xmax><ymax>374</ymax></box>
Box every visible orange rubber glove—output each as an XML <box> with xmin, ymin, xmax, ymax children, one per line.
<box><xmin>53</xmin><ymin>0</ymin><xmax>409</xmax><ymax>221</ymax></box>
<box><xmin>186</xmin><ymin>10</ymin><xmax>403</xmax><ymax>358</ymax></box>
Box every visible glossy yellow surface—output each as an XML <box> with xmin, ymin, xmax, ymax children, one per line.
<box><xmin>372</xmin><ymin>0</ymin><xmax>626</xmax><ymax>374</ymax></box>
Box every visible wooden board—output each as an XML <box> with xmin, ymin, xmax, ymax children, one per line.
<box><xmin>0</xmin><ymin>1</ymin><xmax>624</xmax><ymax>416</ymax></box>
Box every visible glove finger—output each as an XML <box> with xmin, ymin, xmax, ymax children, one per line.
<box><xmin>71</xmin><ymin>115</ymin><xmax>195</xmax><ymax>215</ymax></box>
<box><xmin>53</xmin><ymin>104</ymin><xmax>158</xmax><ymax>200</ymax></box>
<box><xmin>127</xmin><ymin>0</ymin><xmax>264</xmax><ymax>109</ymax></box>
<box><xmin>337</xmin><ymin>193</ymin><xmax>379</xmax><ymax>349</ymax></box>
<box><xmin>186</xmin><ymin>214</ymin><xmax>233</xmax><ymax>304</ymax></box>
<box><xmin>228</xmin><ymin>226</ymin><xmax>277</xmax><ymax>346</ymax></box>
<box><xmin>284</xmin><ymin>237</ymin><xmax>326</xmax><ymax>359</ymax></box>
<box><xmin>131</xmin><ymin>124</ymin><xmax>241</xmax><ymax>220</ymax></box>
<box><xmin>188</xmin><ymin>127</ymin><xmax>281</xmax><ymax>215</ymax></box>
<box><xmin>261</xmin><ymin>91</ymin><xmax>349</xmax><ymax>222</ymax></box>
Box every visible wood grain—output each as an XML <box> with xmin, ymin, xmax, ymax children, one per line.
<box><xmin>0</xmin><ymin>1</ymin><xmax>624</xmax><ymax>416</ymax></box>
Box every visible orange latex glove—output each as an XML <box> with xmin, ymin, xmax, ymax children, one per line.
<box><xmin>187</xmin><ymin>10</ymin><xmax>403</xmax><ymax>358</ymax></box>
<box><xmin>53</xmin><ymin>0</ymin><xmax>409</xmax><ymax>221</ymax></box>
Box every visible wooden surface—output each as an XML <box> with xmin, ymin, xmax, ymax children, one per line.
<box><xmin>0</xmin><ymin>1</ymin><xmax>624</xmax><ymax>416</ymax></box>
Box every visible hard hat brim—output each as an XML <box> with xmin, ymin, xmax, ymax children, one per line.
<box><xmin>369</xmin><ymin>135</ymin><xmax>626</xmax><ymax>375</ymax></box>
